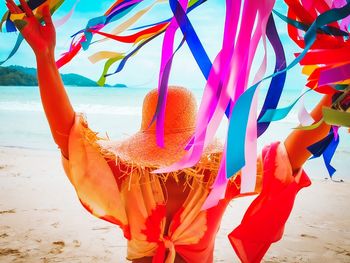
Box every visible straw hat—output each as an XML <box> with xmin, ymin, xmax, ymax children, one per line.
<box><xmin>99</xmin><ymin>86</ymin><xmax>223</xmax><ymax>168</ymax></box>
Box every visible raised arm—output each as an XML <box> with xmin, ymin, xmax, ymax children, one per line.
<box><xmin>6</xmin><ymin>0</ymin><xmax>75</xmax><ymax>158</ymax></box>
<box><xmin>284</xmin><ymin>94</ymin><xmax>332</xmax><ymax>173</ymax></box>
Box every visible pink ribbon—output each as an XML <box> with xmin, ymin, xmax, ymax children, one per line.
<box><xmin>153</xmin><ymin>0</ymin><xmax>188</xmax><ymax>147</ymax></box>
<box><xmin>54</xmin><ymin>0</ymin><xmax>79</xmax><ymax>28</ymax></box>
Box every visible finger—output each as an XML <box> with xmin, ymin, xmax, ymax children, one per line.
<box><xmin>5</xmin><ymin>2</ymin><xmax>17</xmax><ymax>14</ymax></box>
<box><xmin>6</xmin><ymin>0</ymin><xmax>23</xmax><ymax>14</ymax></box>
<box><xmin>19</xmin><ymin>0</ymin><xmax>34</xmax><ymax>17</ymax></box>
<box><xmin>42</xmin><ymin>4</ymin><xmax>53</xmax><ymax>26</ymax></box>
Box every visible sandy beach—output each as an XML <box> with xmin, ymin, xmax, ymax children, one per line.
<box><xmin>0</xmin><ymin>146</ymin><xmax>349</xmax><ymax>263</ymax></box>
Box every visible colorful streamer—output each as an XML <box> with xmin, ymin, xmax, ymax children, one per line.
<box><xmin>279</xmin><ymin>0</ymin><xmax>350</xmax><ymax>177</ymax></box>
<box><xmin>56</xmin><ymin>0</ymin><xmax>207</xmax><ymax>84</ymax></box>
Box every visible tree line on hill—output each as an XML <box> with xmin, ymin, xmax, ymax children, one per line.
<box><xmin>0</xmin><ymin>65</ymin><xmax>127</xmax><ymax>88</ymax></box>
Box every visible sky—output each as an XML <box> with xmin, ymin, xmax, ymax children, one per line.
<box><xmin>0</xmin><ymin>0</ymin><xmax>308</xmax><ymax>90</ymax></box>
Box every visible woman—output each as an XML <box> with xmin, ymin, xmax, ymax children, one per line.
<box><xmin>5</xmin><ymin>0</ymin><xmax>334</xmax><ymax>262</ymax></box>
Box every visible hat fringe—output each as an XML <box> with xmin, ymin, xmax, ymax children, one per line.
<box><xmin>78</xmin><ymin>115</ymin><xmax>239</xmax><ymax>191</ymax></box>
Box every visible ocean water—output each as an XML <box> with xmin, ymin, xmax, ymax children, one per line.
<box><xmin>0</xmin><ymin>86</ymin><xmax>349</xmax><ymax>180</ymax></box>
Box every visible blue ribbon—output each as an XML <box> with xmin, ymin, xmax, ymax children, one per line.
<box><xmin>105</xmin><ymin>31</ymin><xmax>164</xmax><ymax>77</ymax></box>
<box><xmin>106</xmin><ymin>3</ymin><xmax>140</xmax><ymax>24</ymax></box>
<box><xmin>322</xmin><ymin>134</ymin><xmax>339</xmax><ymax>177</ymax></box>
<box><xmin>5</xmin><ymin>18</ymin><xmax>16</xmax><ymax>32</ymax></box>
<box><xmin>257</xmin><ymin>14</ymin><xmax>286</xmax><ymax>136</ymax></box>
<box><xmin>0</xmin><ymin>34</ymin><xmax>24</xmax><ymax>65</ymax></box>
<box><xmin>130</xmin><ymin>0</ymin><xmax>207</xmax><ymax>31</ymax></box>
<box><xmin>258</xmin><ymin>90</ymin><xmax>311</xmax><ymax>123</ymax></box>
<box><xmin>273</xmin><ymin>9</ymin><xmax>349</xmax><ymax>37</ymax></box>
<box><xmin>308</xmin><ymin>129</ymin><xmax>339</xmax><ymax>177</ymax></box>
<box><xmin>169</xmin><ymin>0</ymin><xmax>212</xmax><ymax>79</ymax></box>
<box><xmin>81</xmin><ymin>2</ymin><xmax>141</xmax><ymax>50</ymax></box>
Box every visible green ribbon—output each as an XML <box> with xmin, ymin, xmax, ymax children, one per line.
<box><xmin>294</xmin><ymin>118</ymin><xmax>324</xmax><ymax>130</ymax></box>
<box><xmin>323</xmin><ymin>107</ymin><xmax>350</xmax><ymax>127</ymax></box>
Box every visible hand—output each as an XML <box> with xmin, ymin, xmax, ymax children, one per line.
<box><xmin>6</xmin><ymin>0</ymin><xmax>56</xmax><ymax>56</ymax></box>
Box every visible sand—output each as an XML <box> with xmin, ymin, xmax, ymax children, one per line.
<box><xmin>0</xmin><ymin>146</ymin><xmax>349</xmax><ymax>263</ymax></box>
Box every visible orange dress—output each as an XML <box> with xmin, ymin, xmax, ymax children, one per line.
<box><xmin>62</xmin><ymin>115</ymin><xmax>311</xmax><ymax>263</ymax></box>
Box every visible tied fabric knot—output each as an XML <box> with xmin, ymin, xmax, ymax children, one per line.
<box><xmin>153</xmin><ymin>236</ymin><xmax>176</xmax><ymax>263</ymax></box>
<box><xmin>163</xmin><ymin>236</ymin><xmax>174</xmax><ymax>250</ymax></box>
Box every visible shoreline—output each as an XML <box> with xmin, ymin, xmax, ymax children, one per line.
<box><xmin>0</xmin><ymin>146</ymin><xmax>350</xmax><ymax>262</ymax></box>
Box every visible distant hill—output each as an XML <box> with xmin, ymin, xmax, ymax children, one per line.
<box><xmin>61</xmin><ymin>73</ymin><xmax>99</xmax><ymax>87</ymax></box>
<box><xmin>0</xmin><ymin>66</ymin><xmax>127</xmax><ymax>87</ymax></box>
<box><xmin>0</xmin><ymin>66</ymin><xmax>37</xmax><ymax>86</ymax></box>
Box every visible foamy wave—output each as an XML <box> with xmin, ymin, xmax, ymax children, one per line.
<box><xmin>0</xmin><ymin>101</ymin><xmax>141</xmax><ymax>116</ymax></box>
<box><xmin>75</xmin><ymin>104</ymin><xmax>141</xmax><ymax>116</ymax></box>
<box><xmin>0</xmin><ymin>101</ymin><xmax>305</xmax><ymax>121</ymax></box>
<box><xmin>0</xmin><ymin>101</ymin><xmax>42</xmax><ymax>112</ymax></box>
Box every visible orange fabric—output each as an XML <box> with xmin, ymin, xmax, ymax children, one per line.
<box><xmin>62</xmin><ymin>115</ymin><xmax>307</xmax><ymax>262</ymax></box>
<box><xmin>228</xmin><ymin>142</ymin><xmax>311</xmax><ymax>263</ymax></box>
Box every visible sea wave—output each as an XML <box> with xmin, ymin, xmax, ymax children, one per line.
<box><xmin>0</xmin><ymin>100</ymin><xmax>306</xmax><ymax>123</ymax></box>
<box><xmin>0</xmin><ymin>101</ymin><xmax>141</xmax><ymax>116</ymax></box>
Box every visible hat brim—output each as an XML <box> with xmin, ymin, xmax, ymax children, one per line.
<box><xmin>98</xmin><ymin>130</ymin><xmax>223</xmax><ymax>168</ymax></box>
